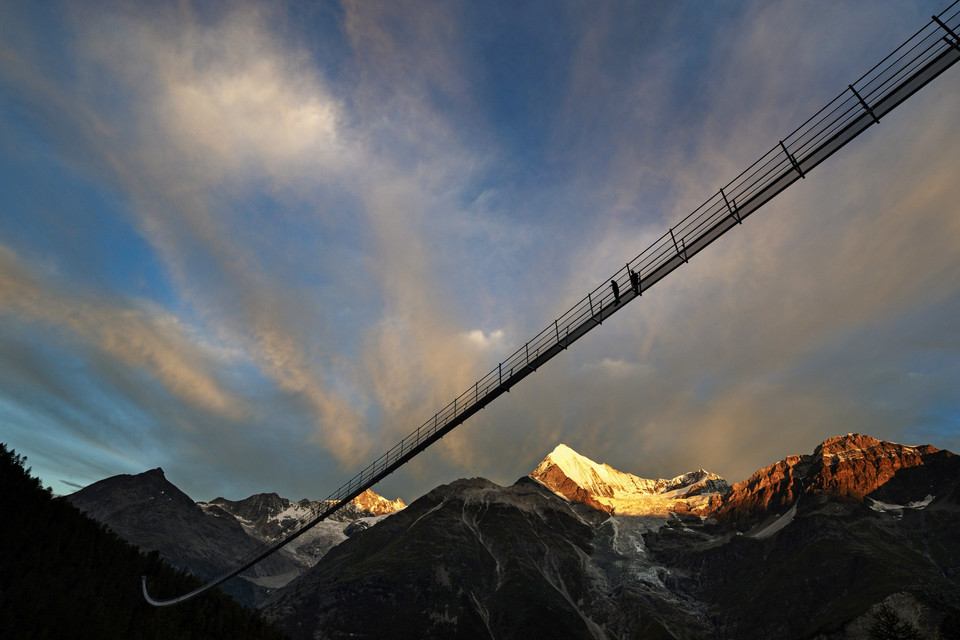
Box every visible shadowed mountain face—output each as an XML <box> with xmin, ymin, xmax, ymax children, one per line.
<box><xmin>67</xmin><ymin>469</ymin><xmax>405</xmax><ymax>607</ymax></box>
<box><xmin>262</xmin><ymin>477</ymin><xmax>637</xmax><ymax>640</ymax></box>
<box><xmin>261</xmin><ymin>434</ymin><xmax>960</xmax><ymax>640</ymax></box>
<box><xmin>67</xmin><ymin>468</ymin><xmax>302</xmax><ymax>606</ymax></box>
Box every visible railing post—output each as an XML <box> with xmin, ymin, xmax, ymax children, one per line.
<box><xmin>779</xmin><ymin>140</ymin><xmax>805</xmax><ymax>178</ymax></box>
<box><xmin>933</xmin><ymin>15</ymin><xmax>960</xmax><ymax>51</ymax></box>
<box><xmin>720</xmin><ymin>187</ymin><xmax>742</xmax><ymax>224</ymax></box>
<box><xmin>669</xmin><ymin>228</ymin><xmax>689</xmax><ymax>263</ymax></box>
<box><xmin>848</xmin><ymin>84</ymin><xmax>880</xmax><ymax>125</ymax></box>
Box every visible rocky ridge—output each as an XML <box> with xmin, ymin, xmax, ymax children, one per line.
<box><xmin>715</xmin><ymin>433</ymin><xmax>946</xmax><ymax>528</ymax></box>
<box><xmin>200</xmin><ymin>489</ymin><xmax>406</xmax><ymax>578</ymax></box>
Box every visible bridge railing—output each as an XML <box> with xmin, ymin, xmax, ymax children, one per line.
<box><xmin>319</xmin><ymin>0</ymin><xmax>960</xmax><ymax>509</ymax></box>
<box><xmin>309</xmin><ymin>0</ymin><xmax>960</xmax><ymax>538</ymax></box>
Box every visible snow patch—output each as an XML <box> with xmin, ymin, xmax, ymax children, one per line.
<box><xmin>868</xmin><ymin>495</ymin><xmax>935</xmax><ymax>513</ymax></box>
<box><xmin>750</xmin><ymin>503</ymin><xmax>797</xmax><ymax>539</ymax></box>
<box><xmin>633</xmin><ymin>566</ymin><xmax>668</xmax><ymax>588</ymax></box>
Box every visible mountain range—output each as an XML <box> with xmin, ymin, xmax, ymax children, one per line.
<box><xmin>67</xmin><ymin>433</ymin><xmax>960</xmax><ymax>639</ymax></box>
<box><xmin>67</xmin><ymin>469</ymin><xmax>405</xmax><ymax>606</ymax></box>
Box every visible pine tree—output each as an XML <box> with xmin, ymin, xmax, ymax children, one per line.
<box><xmin>869</xmin><ymin>603</ymin><xmax>923</xmax><ymax>640</ymax></box>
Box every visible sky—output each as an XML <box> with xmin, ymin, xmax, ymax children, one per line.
<box><xmin>1</xmin><ymin>0</ymin><xmax>959</xmax><ymax>505</ymax></box>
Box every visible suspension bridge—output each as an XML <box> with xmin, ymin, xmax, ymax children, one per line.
<box><xmin>144</xmin><ymin>3</ymin><xmax>960</xmax><ymax>606</ymax></box>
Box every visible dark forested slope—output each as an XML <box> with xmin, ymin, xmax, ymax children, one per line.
<box><xmin>0</xmin><ymin>443</ymin><xmax>288</xmax><ymax>640</ymax></box>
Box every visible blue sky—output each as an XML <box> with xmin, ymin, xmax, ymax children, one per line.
<box><xmin>1</xmin><ymin>0</ymin><xmax>959</xmax><ymax>503</ymax></box>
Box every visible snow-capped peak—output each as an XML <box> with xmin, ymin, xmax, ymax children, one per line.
<box><xmin>352</xmin><ymin>489</ymin><xmax>406</xmax><ymax>515</ymax></box>
<box><xmin>531</xmin><ymin>443</ymin><xmax>729</xmax><ymax>517</ymax></box>
<box><xmin>537</xmin><ymin>444</ymin><xmax>663</xmax><ymax>498</ymax></box>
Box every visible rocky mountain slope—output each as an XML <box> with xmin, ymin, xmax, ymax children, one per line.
<box><xmin>714</xmin><ymin>433</ymin><xmax>946</xmax><ymax>527</ymax></box>
<box><xmin>67</xmin><ymin>469</ymin><xmax>405</xmax><ymax>606</ymax></box>
<box><xmin>67</xmin><ymin>467</ymin><xmax>301</xmax><ymax>605</ymax></box>
<box><xmin>261</xmin><ymin>434</ymin><xmax>960</xmax><ymax>639</ymax></box>
<box><xmin>199</xmin><ymin>489</ymin><xmax>405</xmax><ymax>584</ymax></box>
<box><xmin>263</xmin><ymin>476</ymin><xmax>629</xmax><ymax>639</ymax></box>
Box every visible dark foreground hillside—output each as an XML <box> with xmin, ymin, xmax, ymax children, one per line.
<box><xmin>0</xmin><ymin>443</ymin><xmax>288</xmax><ymax>640</ymax></box>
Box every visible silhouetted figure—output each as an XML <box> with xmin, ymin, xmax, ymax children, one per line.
<box><xmin>610</xmin><ymin>279</ymin><xmax>620</xmax><ymax>305</ymax></box>
<box><xmin>629</xmin><ymin>270</ymin><xmax>640</xmax><ymax>294</ymax></box>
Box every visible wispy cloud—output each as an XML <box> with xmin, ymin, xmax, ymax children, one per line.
<box><xmin>69</xmin><ymin>2</ymin><xmax>378</xmax><ymax>464</ymax></box>
<box><xmin>0</xmin><ymin>245</ymin><xmax>241</xmax><ymax>418</ymax></box>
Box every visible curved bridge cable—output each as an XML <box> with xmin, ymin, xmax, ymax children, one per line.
<box><xmin>143</xmin><ymin>2</ymin><xmax>960</xmax><ymax>606</ymax></box>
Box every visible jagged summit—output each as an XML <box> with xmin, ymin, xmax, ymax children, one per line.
<box><xmin>537</xmin><ymin>444</ymin><xmax>661</xmax><ymax>497</ymax></box>
<box><xmin>817</xmin><ymin>433</ymin><xmax>880</xmax><ymax>452</ymax></box>
<box><xmin>352</xmin><ymin>488</ymin><xmax>406</xmax><ymax>515</ymax></box>
<box><xmin>215</xmin><ymin>486</ymin><xmax>401</xmax><ymax>537</ymax></box>
<box><xmin>531</xmin><ymin>443</ymin><xmax>729</xmax><ymax>516</ymax></box>
<box><xmin>716</xmin><ymin>433</ymin><xmax>950</xmax><ymax>527</ymax></box>
<box><xmin>812</xmin><ymin>433</ymin><xmax>936</xmax><ymax>460</ymax></box>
